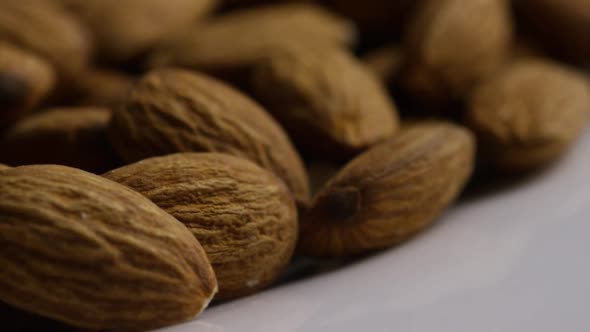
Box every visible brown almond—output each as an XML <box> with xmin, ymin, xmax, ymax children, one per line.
<box><xmin>108</xmin><ymin>68</ymin><xmax>310</xmax><ymax>205</ymax></box>
<box><xmin>148</xmin><ymin>3</ymin><xmax>355</xmax><ymax>78</ymax></box>
<box><xmin>250</xmin><ymin>44</ymin><xmax>399</xmax><ymax>159</ymax></box>
<box><xmin>400</xmin><ymin>0</ymin><xmax>513</xmax><ymax>110</ymax></box>
<box><xmin>104</xmin><ymin>153</ymin><xmax>298</xmax><ymax>300</ymax></box>
<box><xmin>0</xmin><ymin>165</ymin><xmax>217</xmax><ymax>331</ymax></box>
<box><xmin>0</xmin><ymin>107</ymin><xmax>121</xmax><ymax>173</ymax></box>
<box><xmin>0</xmin><ymin>42</ymin><xmax>55</xmax><ymax>128</ymax></box>
<box><xmin>0</xmin><ymin>0</ymin><xmax>91</xmax><ymax>80</ymax></box>
<box><xmin>466</xmin><ymin>59</ymin><xmax>590</xmax><ymax>171</ymax></box>
<box><xmin>298</xmin><ymin>122</ymin><xmax>475</xmax><ymax>257</ymax></box>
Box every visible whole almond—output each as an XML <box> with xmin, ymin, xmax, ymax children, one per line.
<box><xmin>467</xmin><ymin>59</ymin><xmax>590</xmax><ymax>171</ymax></box>
<box><xmin>0</xmin><ymin>165</ymin><xmax>217</xmax><ymax>331</ymax></box>
<box><xmin>108</xmin><ymin>68</ymin><xmax>310</xmax><ymax>205</ymax></box>
<box><xmin>57</xmin><ymin>0</ymin><xmax>218</xmax><ymax>61</ymax></box>
<box><xmin>400</xmin><ymin>0</ymin><xmax>512</xmax><ymax>109</ymax></box>
<box><xmin>250</xmin><ymin>45</ymin><xmax>399</xmax><ymax>159</ymax></box>
<box><xmin>105</xmin><ymin>153</ymin><xmax>298</xmax><ymax>300</ymax></box>
<box><xmin>0</xmin><ymin>42</ymin><xmax>55</xmax><ymax>128</ymax></box>
<box><xmin>148</xmin><ymin>3</ymin><xmax>355</xmax><ymax>79</ymax></box>
<box><xmin>0</xmin><ymin>107</ymin><xmax>121</xmax><ymax>173</ymax></box>
<box><xmin>0</xmin><ymin>0</ymin><xmax>91</xmax><ymax>80</ymax></box>
<box><xmin>298</xmin><ymin>122</ymin><xmax>475</xmax><ymax>257</ymax></box>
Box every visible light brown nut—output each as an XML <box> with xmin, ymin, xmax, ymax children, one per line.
<box><xmin>0</xmin><ymin>42</ymin><xmax>55</xmax><ymax>128</ymax></box>
<box><xmin>148</xmin><ymin>3</ymin><xmax>355</xmax><ymax>78</ymax></box>
<box><xmin>57</xmin><ymin>0</ymin><xmax>218</xmax><ymax>61</ymax></box>
<box><xmin>72</xmin><ymin>68</ymin><xmax>135</xmax><ymax>108</ymax></box>
<box><xmin>250</xmin><ymin>45</ymin><xmax>399</xmax><ymax>159</ymax></box>
<box><xmin>400</xmin><ymin>0</ymin><xmax>512</xmax><ymax>109</ymax></box>
<box><xmin>108</xmin><ymin>68</ymin><xmax>310</xmax><ymax>205</ymax></box>
<box><xmin>104</xmin><ymin>153</ymin><xmax>298</xmax><ymax>300</ymax></box>
<box><xmin>514</xmin><ymin>0</ymin><xmax>590</xmax><ymax>64</ymax></box>
<box><xmin>466</xmin><ymin>59</ymin><xmax>590</xmax><ymax>171</ymax></box>
<box><xmin>0</xmin><ymin>0</ymin><xmax>91</xmax><ymax>80</ymax></box>
<box><xmin>298</xmin><ymin>122</ymin><xmax>475</xmax><ymax>257</ymax></box>
<box><xmin>0</xmin><ymin>165</ymin><xmax>218</xmax><ymax>331</ymax></box>
<box><xmin>0</xmin><ymin>107</ymin><xmax>121</xmax><ymax>173</ymax></box>
<box><xmin>362</xmin><ymin>45</ymin><xmax>404</xmax><ymax>83</ymax></box>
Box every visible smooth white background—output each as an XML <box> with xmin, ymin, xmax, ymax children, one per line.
<box><xmin>160</xmin><ymin>130</ymin><xmax>590</xmax><ymax>332</ymax></box>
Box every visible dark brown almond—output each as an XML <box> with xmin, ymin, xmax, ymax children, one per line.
<box><xmin>104</xmin><ymin>153</ymin><xmax>298</xmax><ymax>300</ymax></box>
<box><xmin>108</xmin><ymin>68</ymin><xmax>310</xmax><ymax>205</ymax></box>
<box><xmin>299</xmin><ymin>122</ymin><xmax>475</xmax><ymax>257</ymax></box>
<box><xmin>0</xmin><ymin>165</ymin><xmax>217</xmax><ymax>331</ymax></box>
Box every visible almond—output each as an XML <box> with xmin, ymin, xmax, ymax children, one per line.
<box><xmin>466</xmin><ymin>59</ymin><xmax>590</xmax><ymax>170</ymax></box>
<box><xmin>104</xmin><ymin>153</ymin><xmax>298</xmax><ymax>300</ymax></box>
<box><xmin>0</xmin><ymin>107</ymin><xmax>121</xmax><ymax>173</ymax></box>
<box><xmin>108</xmin><ymin>68</ymin><xmax>310</xmax><ymax>205</ymax></box>
<box><xmin>0</xmin><ymin>165</ymin><xmax>217</xmax><ymax>331</ymax></box>
<box><xmin>298</xmin><ymin>122</ymin><xmax>475</xmax><ymax>257</ymax></box>
<box><xmin>250</xmin><ymin>44</ymin><xmax>399</xmax><ymax>159</ymax></box>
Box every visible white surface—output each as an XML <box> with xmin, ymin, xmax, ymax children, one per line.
<box><xmin>160</xmin><ymin>130</ymin><xmax>590</xmax><ymax>332</ymax></box>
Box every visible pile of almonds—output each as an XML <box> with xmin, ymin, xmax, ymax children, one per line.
<box><xmin>1</xmin><ymin>0</ymin><xmax>589</xmax><ymax>330</ymax></box>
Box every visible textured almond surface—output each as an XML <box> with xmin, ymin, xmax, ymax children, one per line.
<box><xmin>109</xmin><ymin>68</ymin><xmax>310</xmax><ymax>205</ymax></box>
<box><xmin>0</xmin><ymin>165</ymin><xmax>217</xmax><ymax>331</ymax></box>
<box><xmin>0</xmin><ymin>42</ymin><xmax>55</xmax><ymax>127</ymax></box>
<box><xmin>467</xmin><ymin>59</ymin><xmax>590</xmax><ymax>170</ymax></box>
<box><xmin>401</xmin><ymin>0</ymin><xmax>512</xmax><ymax>106</ymax></box>
<box><xmin>148</xmin><ymin>3</ymin><xmax>355</xmax><ymax>76</ymax></box>
<box><xmin>251</xmin><ymin>45</ymin><xmax>399</xmax><ymax>158</ymax></box>
<box><xmin>299</xmin><ymin>122</ymin><xmax>475</xmax><ymax>257</ymax></box>
<box><xmin>58</xmin><ymin>0</ymin><xmax>218</xmax><ymax>61</ymax></box>
<box><xmin>0</xmin><ymin>0</ymin><xmax>91</xmax><ymax>79</ymax></box>
<box><xmin>0</xmin><ymin>107</ymin><xmax>121</xmax><ymax>174</ymax></box>
<box><xmin>105</xmin><ymin>153</ymin><xmax>298</xmax><ymax>300</ymax></box>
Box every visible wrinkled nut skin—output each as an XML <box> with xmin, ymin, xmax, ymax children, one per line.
<box><xmin>299</xmin><ymin>122</ymin><xmax>475</xmax><ymax>257</ymax></box>
<box><xmin>0</xmin><ymin>107</ymin><xmax>122</xmax><ymax>174</ymax></box>
<box><xmin>514</xmin><ymin>0</ymin><xmax>590</xmax><ymax>64</ymax></box>
<box><xmin>400</xmin><ymin>0</ymin><xmax>512</xmax><ymax>109</ymax></box>
<box><xmin>466</xmin><ymin>59</ymin><xmax>590</xmax><ymax>171</ymax></box>
<box><xmin>109</xmin><ymin>68</ymin><xmax>310</xmax><ymax>205</ymax></box>
<box><xmin>57</xmin><ymin>0</ymin><xmax>218</xmax><ymax>61</ymax></box>
<box><xmin>251</xmin><ymin>45</ymin><xmax>399</xmax><ymax>159</ymax></box>
<box><xmin>148</xmin><ymin>3</ymin><xmax>355</xmax><ymax>79</ymax></box>
<box><xmin>0</xmin><ymin>1</ymin><xmax>91</xmax><ymax>81</ymax></box>
<box><xmin>0</xmin><ymin>42</ymin><xmax>55</xmax><ymax>128</ymax></box>
<box><xmin>105</xmin><ymin>153</ymin><xmax>298</xmax><ymax>300</ymax></box>
<box><xmin>0</xmin><ymin>165</ymin><xmax>218</xmax><ymax>331</ymax></box>
<box><xmin>72</xmin><ymin>69</ymin><xmax>135</xmax><ymax>108</ymax></box>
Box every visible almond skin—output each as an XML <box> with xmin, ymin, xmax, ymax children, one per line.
<box><xmin>298</xmin><ymin>122</ymin><xmax>475</xmax><ymax>257</ymax></box>
<box><xmin>148</xmin><ymin>3</ymin><xmax>355</xmax><ymax>79</ymax></box>
<box><xmin>108</xmin><ymin>68</ymin><xmax>310</xmax><ymax>206</ymax></box>
<box><xmin>0</xmin><ymin>107</ymin><xmax>121</xmax><ymax>174</ymax></box>
<box><xmin>0</xmin><ymin>165</ymin><xmax>217</xmax><ymax>331</ymax></box>
<box><xmin>400</xmin><ymin>0</ymin><xmax>512</xmax><ymax>110</ymax></box>
<box><xmin>250</xmin><ymin>45</ymin><xmax>399</xmax><ymax>159</ymax></box>
<box><xmin>466</xmin><ymin>59</ymin><xmax>590</xmax><ymax>171</ymax></box>
<box><xmin>0</xmin><ymin>42</ymin><xmax>56</xmax><ymax>128</ymax></box>
<box><xmin>104</xmin><ymin>153</ymin><xmax>298</xmax><ymax>300</ymax></box>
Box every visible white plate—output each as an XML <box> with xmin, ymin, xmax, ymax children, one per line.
<box><xmin>159</xmin><ymin>130</ymin><xmax>590</xmax><ymax>332</ymax></box>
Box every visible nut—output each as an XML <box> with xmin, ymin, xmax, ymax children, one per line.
<box><xmin>0</xmin><ymin>165</ymin><xmax>218</xmax><ymax>331</ymax></box>
<box><xmin>104</xmin><ymin>153</ymin><xmax>298</xmax><ymax>300</ymax></box>
<box><xmin>250</xmin><ymin>44</ymin><xmax>399</xmax><ymax>159</ymax></box>
<box><xmin>108</xmin><ymin>68</ymin><xmax>310</xmax><ymax>205</ymax></box>
<box><xmin>401</xmin><ymin>0</ymin><xmax>512</xmax><ymax>109</ymax></box>
<box><xmin>0</xmin><ymin>107</ymin><xmax>122</xmax><ymax>174</ymax></box>
<box><xmin>148</xmin><ymin>3</ymin><xmax>355</xmax><ymax>79</ymax></box>
<box><xmin>57</xmin><ymin>0</ymin><xmax>218</xmax><ymax>61</ymax></box>
<box><xmin>0</xmin><ymin>42</ymin><xmax>55</xmax><ymax>128</ymax></box>
<box><xmin>0</xmin><ymin>0</ymin><xmax>91</xmax><ymax>80</ymax></box>
<box><xmin>298</xmin><ymin>122</ymin><xmax>475</xmax><ymax>257</ymax></box>
<box><xmin>72</xmin><ymin>68</ymin><xmax>135</xmax><ymax>108</ymax></box>
<box><xmin>466</xmin><ymin>59</ymin><xmax>590</xmax><ymax>171</ymax></box>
